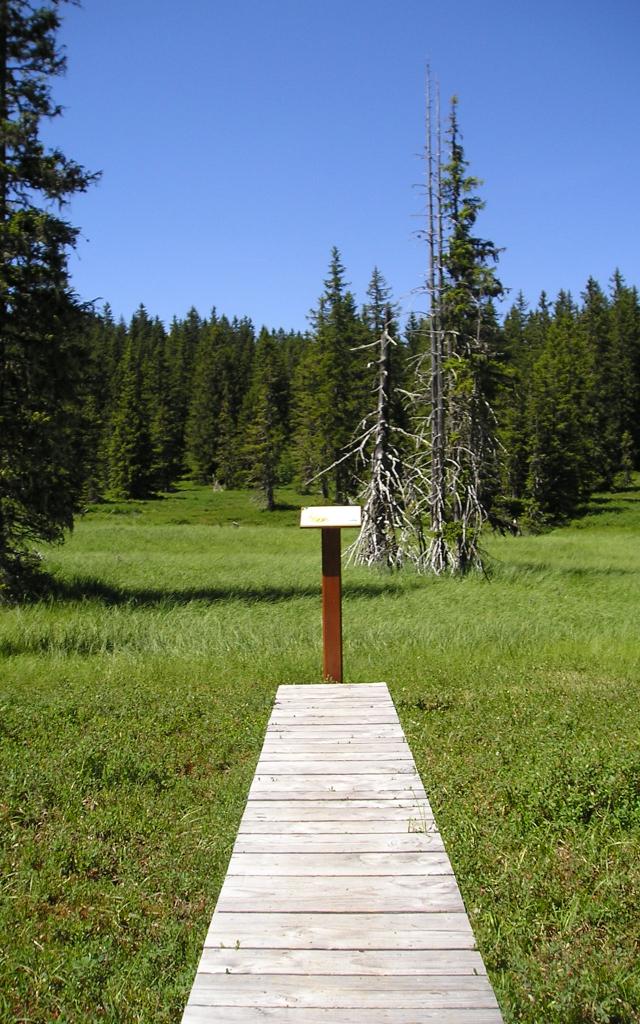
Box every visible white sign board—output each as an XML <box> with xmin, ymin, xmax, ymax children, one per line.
<box><xmin>300</xmin><ymin>505</ymin><xmax>362</xmax><ymax>529</ymax></box>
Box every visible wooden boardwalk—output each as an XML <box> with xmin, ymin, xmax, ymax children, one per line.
<box><xmin>182</xmin><ymin>683</ymin><xmax>503</xmax><ymax>1023</ymax></box>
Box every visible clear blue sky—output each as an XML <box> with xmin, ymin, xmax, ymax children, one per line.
<box><xmin>48</xmin><ymin>0</ymin><xmax>640</xmax><ymax>332</ymax></box>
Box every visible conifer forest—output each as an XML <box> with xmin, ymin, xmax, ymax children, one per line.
<box><xmin>78</xmin><ymin>256</ymin><xmax>640</xmax><ymax>529</ymax></box>
<box><xmin>1</xmin><ymin>1</ymin><xmax>639</xmax><ymax>594</ymax></box>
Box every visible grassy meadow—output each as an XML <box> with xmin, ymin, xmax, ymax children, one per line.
<box><xmin>1</xmin><ymin>481</ymin><xmax>639</xmax><ymax>1023</ymax></box>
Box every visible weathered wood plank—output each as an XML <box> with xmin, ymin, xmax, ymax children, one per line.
<box><xmin>257</xmin><ymin>748</ymin><xmax>412</xmax><ymax>760</ymax></box>
<box><xmin>272</xmin><ymin>688</ymin><xmax>387</xmax><ymax>696</ymax></box>
<box><xmin>241</xmin><ymin>799</ymin><xmax>433</xmax><ymax>822</ymax></box>
<box><xmin>205</xmin><ymin>912</ymin><xmax>476</xmax><ymax>950</ymax></box>
<box><xmin>251</xmin><ymin>773</ymin><xmax>422</xmax><ymax>785</ymax></box>
<box><xmin>259</xmin><ymin>745</ymin><xmax>411</xmax><ymax>758</ymax></box>
<box><xmin>270</xmin><ymin>700</ymin><xmax>395</xmax><ymax>708</ymax></box>
<box><xmin>196</xmin><ymin>947</ymin><xmax>486</xmax><ymax>976</ymax></box>
<box><xmin>238</xmin><ymin>819</ymin><xmax>437</xmax><ymax>835</ymax></box>
<box><xmin>215</xmin><ymin>875</ymin><xmax>464</xmax><ymax>914</ymax></box>
<box><xmin>248</xmin><ymin>776</ymin><xmax>426</xmax><ymax>800</ymax></box>
<box><xmin>265</xmin><ymin>728</ymin><xmax>406</xmax><ymax>739</ymax></box>
<box><xmin>233</xmin><ymin>832</ymin><xmax>445</xmax><ymax>852</ymax></box>
<box><xmin>266</xmin><ymin>716</ymin><xmax>397</xmax><ymax>724</ymax></box>
<box><xmin>183</xmin><ymin>1009</ymin><xmax>504</xmax><ymax>1024</ymax></box>
<box><xmin>225</xmin><ymin>852</ymin><xmax>453</xmax><ymax>876</ymax></box>
<box><xmin>251</xmin><ymin>757</ymin><xmax>411</xmax><ymax>770</ymax></box>
<box><xmin>188</xmin><ymin>973</ymin><xmax>500</xmax><ymax>1009</ymax></box>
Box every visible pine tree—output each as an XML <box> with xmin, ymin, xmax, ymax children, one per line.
<box><xmin>164</xmin><ymin>306</ymin><xmax>207</xmax><ymax>476</ymax></box>
<box><xmin>290</xmin><ymin>343</ymin><xmax>326</xmax><ymax>494</ymax></box>
<box><xmin>524</xmin><ymin>293</ymin><xmax>597</xmax><ymax>522</ymax></box>
<box><xmin>497</xmin><ymin>292</ymin><xmax>530</xmax><ymax>509</ymax></box>
<box><xmin>609</xmin><ymin>271</ymin><xmax>640</xmax><ymax>467</ymax></box>
<box><xmin>239</xmin><ymin>328</ymin><xmax>288</xmax><ymax>510</ymax></box>
<box><xmin>295</xmin><ymin>248</ymin><xmax>365</xmax><ymax>499</ymax></box>
<box><xmin>215</xmin><ymin>382</ymin><xmax>240</xmax><ymax>488</ymax></box>
<box><xmin>185</xmin><ymin>316</ymin><xmax>231</xmax><ymax>483</ymax></box>
<box><xmin>0</xmin><ymin>0</ymin><xmax>98</xmax><ymax>595</ymax></box>
<box><xmin>413</xmin><ymin>88</ymin><xmax>503</xmax><ymax>573</ymax></box>
<box><xmin>579</xmin><ymin>277</ymin><xmax>619</xmax><ymax>488</ymax></box>
<box><xmin>108</xmin><ymin>340</ymin><xmax>154</xmax><ymax>499</ymax></box>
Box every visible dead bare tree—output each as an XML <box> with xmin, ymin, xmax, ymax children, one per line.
<box><xmin>347</xmin><ymin>325</ymin><xmax>411</xmax><ymax>568</ymax></box>
<box><xmin>406</xmin><ymin>71</ymin><xmax>503</xmax><ymax>574</ymax></box>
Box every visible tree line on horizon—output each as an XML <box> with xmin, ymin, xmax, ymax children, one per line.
<box><xmin>2</xmin><ymin>0</ymin><xmax>640</xmax><ymax>598</ymax></box>
<box><xmin>77</xmin><ymin>255</ymin><xmax>640</xmax><ymax>529</ymax></box>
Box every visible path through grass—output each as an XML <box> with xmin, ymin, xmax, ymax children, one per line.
<box><xmin>1</xmin><ymin>482</ymin><xmax>639</xmax><ymax>1022</ymax></box>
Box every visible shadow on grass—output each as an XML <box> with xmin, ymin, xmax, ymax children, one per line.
<box><xmin>495</xmin><ymin>561</ymin><xmax>638</xmax><ymax>581</ymax></box>
<box><xmin>575</xmin><ymin>487</ymin><xmax>640</xmax><ymax>519</ymax></box>
<box><xmin>579</xmin><ymin>502</ymin><xmax>628</xmax><ymax>517</ymax></box>
<box><xmin>43</xmin><ymin>575</ymin><xmax>420</xmax><ymax>608</ymax></box>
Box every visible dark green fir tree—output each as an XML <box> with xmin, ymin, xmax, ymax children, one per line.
<box><xmin>184</xmin><ymin>317</ymin><xmax>230</xmax><ymax>484</ymax></box>
<box><xmin>0</xmin><ymin>0</ymin><xmax>98</xmax><ymax>596</ymax></box>
<box><xmin>524</xmin><ymin>292</ymin><xmax>597</xmax><ymax>522</ymax></box>
<box><xmin>108</xmin><ymin>341</ymin><xmax>154</xmax><ymax>499</ymax></box>
<box><xmin>293</xmin><ymin>248</ymin><xmax>364</xmax><ymax>500</ymax></box>
<box><xmin>239</xmin><ymin>328</ymin><xmax>288</xmax><ymax>510</ymax></box>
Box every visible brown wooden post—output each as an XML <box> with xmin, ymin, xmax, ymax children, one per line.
<box><xmin>300</xmin><ymin>505</ymin><xmax>361</xmax><ymax>684</ymax></box>
<box><xmin>321</xmin><ymin>527</ymin><xmax>342</xmax><ymax>682</ymax></box>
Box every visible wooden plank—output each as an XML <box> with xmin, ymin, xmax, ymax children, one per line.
<box><xmin>276</xmin><ymin>684</ymin><xmax>388</xmax><ymax>695</ymax></box>
<box><xmin>248</xmin><ymin>776</ymin><xmax>426</xmax><ymax>800</ymax></box>
<box><xmin>258</xmin><ymin>745</ymin><xmax>410</xmax><ymax>756</ymax></box>
<box><xmin>205</xmin><ymin>912</ymin><xmax>476</xmax><ymax>950</ymax></box>
<box><xmin>183</xmin><ymin>1009</ymin><xmax>504</xmax><ymax>1024</ymax></box>
<box><xmin>233</xmin><ymin>833</ymin><xmax>445</xmax><ymax>852</ymax></box>
<box><xmin>273</xmin><ymin>699</ymin><xmax>394</xmax><ymax>710</ymax></box>
<box><xmin>241</xmin><ymin>800</ymin><xmax>433</xmax><ymax>822</ymax></box>
<box><xmin>188</xmin><ymin>973</ymin><xmax>500</xmax><ymax>1009</ymax></box>
<box><xmin>265</xmin><ymin>727</ymin><xmax>406</xmax><ymax>739</ymax></box>
<box><xmin>196</xmin><ymin>947</ymin><xmax>486</xmax><ymax>976</ymax></box>
<box><xmin>266</xmin><ymin>724</ymin><xmax>399</xmax><ymax>733</ymax></box>
<box><xmin>259</xmin><ymin>744</ymin><xmax>411</xmax><ymax>757</ymax></box>
<box><xmin>226</xmin><ymin>852</ymin><xmax>453</xmax><ymax>876</ymax></box>
<box><xmin>247</xmin><ymin>790</ymin><xmax>427</xmax><ymax>803</ymax></box>
<box><xmin>215</xmin><ymin>875</ymin><xmax>464</xmax><ymax>914</ymax></box>
<box><xmin>238</xmin><ymin>819</ymin><xmax>437</xmax><ymax>835</ymax></box>
<box><xmin>273</xmin><ymin>696</ymin><xmax>394</xmax><ymax>706</ymax></box>
<box><xmin>270</xmin><ymin>713</ymin><xmax>397</xmax><ymax>721</ymax></box>
<box><xmin>251</xmin><ymin>773</ymin><xmax>421</xmax><ymax>784</ymax></box>
<box><xmin>251</xmin><ymin>757</ymin><xmax>417</xmax><ymax>770</ymax></box>
<box><xmin>270</xmin><ymin>712</ymin><xmax>399</xmax><ymax>722</ymax></box>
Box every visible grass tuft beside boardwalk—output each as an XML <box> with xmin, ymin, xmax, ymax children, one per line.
<box><xmin>1</xmin><ymin>481</ymin><xmax>639</xmax><ymax>1022</ymax></box>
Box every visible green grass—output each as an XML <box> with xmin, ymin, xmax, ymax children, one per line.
<box><xmin>1</xmin><ymin>481</ymin><xmax>639</xmax><ymax>1022</ymax></box>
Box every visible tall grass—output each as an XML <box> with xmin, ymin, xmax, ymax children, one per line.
<box><xmin>1</xmin><ymin>482</ymin><xmax>639</xmax><ymax>1021</ymax></box>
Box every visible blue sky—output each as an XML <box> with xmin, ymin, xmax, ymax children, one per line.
<box><xmin>49</xmin><ymin>0</ymin><xmax>639</xmax><ymax>331</ymax></box>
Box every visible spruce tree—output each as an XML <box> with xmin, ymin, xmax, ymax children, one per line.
<box><xmin>414</xmin><ymin>90</ymin><xmax>503</xmax><ymax>573</ymax></box>
<box><xmin>524</xmin><ymin>293</ymin><xmax>597</xmax><ymax>522</ymax></box>
<box><xmin>290</xmin><ymin>344</ymin><xmax>326</xmax><ymax>494</ymax></box>
<box><xmin>0</xmin><ymin>0</ymin><xmax>98</xmax><ymax>595</ymax></box>
<box><xmin>497</xmin><ymin>292</ymin><xmax>531</xmax><ymax>509</ymax></box>
<box><xmin>579</xmin><ymin>278</ymin><xmax>619</xmax><ymax>488</ymax></box>
<box><xmin>108</xmin><ymin>340</ymin><xmax>154</xmax><ymax>499</ymax></box>
<box><xmin>609</xmin><ymin>272</ymin><xmax>640</xmax><ymax>467</ymax></box>
<box><xmin>239</xmin><ymin>328</ymin><xmax>288</xmax><ymax>510</ymax></box>
<box><xmin>295</xmin><ymin>248</ymin><xmax>364</xmax><ymax>499</ymax></box>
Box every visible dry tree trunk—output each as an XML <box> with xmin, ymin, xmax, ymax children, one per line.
<box><xmin>424</xmin><ymin>67</ymin><xmax>448</xmax><ymax>573</ymax></box>
<box><xmin>406</xmin><ymin>71</ymin><xmax>492</xmax><ymax>575</ymax></box>
<box><xmin>348</xmin><ymin>327</ymin><xmax>406</xmax><ymax>568</ymax></box>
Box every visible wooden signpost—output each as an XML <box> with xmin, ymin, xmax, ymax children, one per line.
<box><xmin>300</xmin><ymin>506</ymin><xmax>362</xmax><ymax>683</ymax></box>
